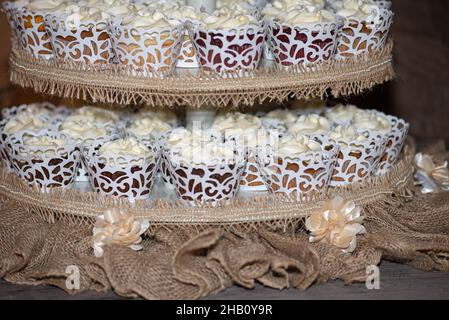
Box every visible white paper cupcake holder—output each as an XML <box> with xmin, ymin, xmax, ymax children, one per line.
<box><xmin>6</xmin><ymin>130</ymin><xmax>81</xmax><ymax>190</ymax></box>
<box><xmin>257</xmin><ymin>136</ymin><xmax>339</xmax><ymax>198</ymax></box>
<box><xmin>109</xmin><ymin>20</ymin><xmax>184</xmax><ymax>77</ymax></box>
<box><xmin>335</xmin><ymin>7</ymin><xmax>393</xmax><ymax>59</ymax></box>
<box><xmin>82</xmin><ymin>140</ymin><xmax>160</xmax><ymax>200</ymax></box>
<box><xmin>1</xmin><ymin>1</ymin><xmax>23</xmax><ymax>46</ymax></box>
<box><xmin>45</xmin><ymin>14</ymin><xmax>114</xmax><ymax>64</ymax></box>
<box><xmin>164</xmin><ymin>145</ymin><xmax>247</xmax><ymax>206</ymax></box>
<box><xmin>14</xmin><ymin>8</ymin><xmax>53</xmax><ymax>59</ymax></box>
<box><xmin>188</xmin><ymin>22</ymin><xmax>266</xmax><ymax>75</ymax></box>
<box><xmin>267</xmin><ymin>18</ymin><xmax>339</xmax><ymax>67</ymax></box>
<box><xmin>330</xmin><ymin>131</ymin><xmax>387</xmax><ymax>187</ymax></box>
<box><xmin>376</xmin><ymin>115</ymin><xmax>410</xmax><ymax>176</ymax></box>
<box><xmin>176</xmin><ymin>31</ymin><xmax>199</xmax><ymax>68</ymax></box>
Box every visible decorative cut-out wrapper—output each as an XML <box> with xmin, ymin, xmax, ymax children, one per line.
<box><xmin>256</xmin><ymin>136</ymin><xmax>339</xmax><ymax>198</ymax></box>
<box><xmin>376</xmin><ymin>114</ymin><xmax>409</xmax><ymax>176</ymax></box>
<box><xmin>239</xmin><ymin>148</ymin><xmax>267</xmax><ymax>192</ymax></box>
<box><xmin>188</xmin><ymin>22</ymin><xmax>265</xmax><ymax>75</ymax></box>
<box><xmin>109</xmin><ymin>19</ymin><xmax>184</xmax><ymax>77</ymax></box>
<box><xmin>330</xmin><ymin>132</ymin><xmax>387</xmax><ymax>186</ymax></box>
<box><xmin>164</xmin><ymin>145</ymin><xmax>247</xmax><ymax>207</ymax></box>
<box><xmin>2</xmin><ymin>1</ymin><xmax>23</xmax><ymax>47</ymax></box>
<box><xmin>267</xmin><ymin>18</ymin><xmax>339</xmax><ymax>67</ymax></box>
<box><xmin>335</xmin><ymin>7</ymin><xmax>393</xmax><ymax>59</ymax></box>
<box><xmin>14</xmin><ymin>7</ymin><xmax>53</xmax><ymax>59</ymax></box>
<box><xmin>82</xmin><ymin>140</ymin><xmax>160</xmax><ymax>200</ymax></box>
<box><xmin>176</xmin><ymin>32</ymin><xmax>199</xmax><ymax>68</ymax></box>
<box><xmin>6</xmin><ymin>131</ymin><xmax>81</xmax><ymax>191</ymax></box>
<box><xmin>45</xmin><ymin>14</ymin><xmax>114</xmax><ymax>64</ymax></box>
<box><xmin>0</xmin><ymin>119</ymin><xmax>16</xmax><ymax>171</ymax></box>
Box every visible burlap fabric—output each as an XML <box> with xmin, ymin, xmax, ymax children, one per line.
<box><xmin>0</xmin><ymin>141</ymin><xmax>448</xmax><ymax>299</ymax></box>
<box><xmin>8</xmin><ymin>42</ymin><xmax>394</xmax><ymax>108</ymax></box>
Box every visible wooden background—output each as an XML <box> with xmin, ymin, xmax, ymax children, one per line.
<box><xmin>0</xmin><ymin>0</ymin><xmax>448</xmax><ymax>144</ymax></box>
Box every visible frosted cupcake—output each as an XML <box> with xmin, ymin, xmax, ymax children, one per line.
<box><xmin>328</xmin><ymin>124</ymin><xmax>386</xmax><ymax>186</ymax></box>
<box><xmin>126</xmin><ymin>116</ymin><xmax>172</xmax><ymax>144</ymax></box>
<box><xmin>324</xmin><ymin>104</ymin><xmax>367</xmax><ymax>125</ymax></box>
<box><xmin>188</xmin><ymin>8</ymin><xmax>265</xmax><ymax>75</ymax></box>
<box><xmin>14</xmin><ymin>0</ymin><xmax>67</xmax><ymax>59</ymax></box>
<box><xmin>287</xmin><ymin>114</ymin><xmax>331</xmax><ymax>136</ymax></box>
<box><xmin>266</xmin><ymin>3</ymin><xmax>339</xmax><ymax>67</ymax></box>
<box><xmin>257</xmin><ymin>133</ymin><xmax>338</xmax><ymax>198</ymax></box>
<box><xmin>109</xmin><ymin>10</ymin><xmax>183</xmax><ymax>76</ymax></box>
<box><xmin>211</xmin><ymin>112</ymin><xmax>262</xmax><ymax>138</ymax></box>
<box><xmin>7</xmin><ymin>131</ymin><xmax>81</xmax><ymax>190</ymax></box>
<box><xmin>351</xmin><ymin>110</ymin><xmax>391</xmax><ymax>135</ymax></box>
<box><xmin>82</xmin><ymin>137</ymin><xmax>159</xmax><ymax>200</ymax></box>
<box><xmin>45</xmin><ymin>2</ymin><xmax>117</xmax><ymax>64</ymax></box>
<box><xmin>165</xmin><ymin>136</ymin><xmax>246</xmax><ymax>206</ymax></box>
<box><xmin>260</xmin><ymin>108</ymin><xmax>297</xmax><ymax>132</ymax></box>
<box><xmin>129</xmin><ymin>108</ymin><xmax>178</xmax><ymax>128</ymax></box>
<box><xmin>330</xmin><ymin>0</ymin><xmax>394</xmax><ymax>58</ymax></box>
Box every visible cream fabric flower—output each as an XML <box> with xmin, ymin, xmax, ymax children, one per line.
<box><xmin>414</xmin><ymin>153</ymin><xmax>449</xmax><ymax>194</ymax></box>
<box><xmin>93</xmin><ymin>209</ymin><xmax>150</xmax><ymax>258</ymax></box>
<box><xmin>305</xmin><ymin>196</ymin><xmax>366</xmax><ymax>253</ymax></box>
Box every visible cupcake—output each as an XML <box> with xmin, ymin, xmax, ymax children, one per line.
<box><xmin>82</xmin><ymin>137</ymin><xmax>159</xmax><ymax>200</ymax></box>
<box><xmin>351</xmin><ymin>109</ymin><xmax>392</xmax><ymax>135</ymax></box>
<box><xmin>7</xmin><ymin>131</ymin><xmax>81</xmax><ymax>190</ymax></box>
<box><xmin>266</xmin><ymin>3</ymin><xmax>339</xmax><ymax>67</ymax></box>
<box><xmin>128</xmin><ymin>108</ymin><xmax>178</xmax><ymax>128</ymax></box>
<box><xmin>233</xmin><ymin>128</ymin><xmax>280</xmax><ymax>191</ymax></box>
<box><xmin>211</xmin><ymin>112</ymin><xmax>263</xmax><ymax>137</ymax></box>
<box><xmin>330</xmin><ymin>0</ymin><xmax>394</xmax><ymax>58</ymax></box>
<box><xmin>188</xmin><ymin>8</ymin><xmax>265</xmax><ymax>75</ymax></box>
<box><xmin>165</xmin><ymin>136</ymin><xmax>246</xmax><ymax>206</ymax></box>
<box><xmin>328</xmin><ymin>124</ymin><xmax>386</xmax><ymax>186</ymax></box>
<box><xmin>45</xmin><ymin>2</ymin><xmax>116</xmax><ymax>64</ymax></box>
<box><xmin>286</xmin><ymin>113</ymin><xmax>331</xmax><ymax>136</ymax></box>
<box><xmin>257</xmin><ymin>133</ymin><xmax>338</xmax><ymax>198</ymax></box>
<box><xmin>14</xmin><ymin>0</ymin><xmax>67</xmax><ymax>59</ymax></box>
<box><xmin>109</xmin><ymin>10</ymin><xmax>183</xmax><ymax>77</ymax></box>
<box><xmin>126</xmin><ymin>116</ymin><xmax>172</xmax><ymax>145</ymax></box>
<box><xmin>375</xmin><ymin>113</ymin><xmax>409</xmax><ymax>175</ymax></box>
<box><xmin>324</xmin><ymin>103</ymin><xmax>367</xmax><ymax>125</ymax></box>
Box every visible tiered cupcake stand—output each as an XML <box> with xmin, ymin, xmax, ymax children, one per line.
<box><xmin>0</xmin><ymin>1</ymin><xmax>432</xmax><ymax>300</ymax></box>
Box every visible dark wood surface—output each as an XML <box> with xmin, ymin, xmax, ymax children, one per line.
<box><xmin>1</xmin><ymin>262</ymin><xmax>448</xmax><ymax>300</ymax></box>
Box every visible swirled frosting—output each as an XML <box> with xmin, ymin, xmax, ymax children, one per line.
<box><xmin>3</xmin><ymin>114</ymin><xmax>47</xmax><ymax>135</ymax></box>
<box><xmin>59</xmin><ymin>116</ymin><xmax>109</xmax><ymax>143</ymax></box>
<box><xmin>212</xmin><ymin>112</ymin><xmax>262</xmax><ymax>137</ymax></box>
<box><xmin>125</xmin><ymin>11</ymin><xmax>180</xmax><ymax>28</ymax></box>
<box><xmin>72</xmin><ymin>106</ymin><xmax>119</xmax><ymax>124</ymax></box>
<box><xmin>325</xmin><ymin>104</ymin><xmax>367</xmax><ymax>124</ymax></box>
<box><xmin>263</xmin><ymin>109</ymin><xmax>297</xmax><ymax>125</ymax></box>
<box><xmin>99</xmin><ymin>137</ymin><xmax>151</xmax><ymax>167</ymax></box>
<box><xmin>165</xmin><ymin>128</ymin><xmax>216</xmax><ymax>149</ymax></box>
<box><xmin>278</xmin><ymin>5</ymin><xmax>336</xmax><ymax>24</ymax></box>
<box><xmin>127</xmin><ymin>117</ymin><xmax>172</xmax><ymax>137</ymax></box>
<box><xmin>20</xmin><ymin>135</ymin><xmax>67</xmax><ymax>157</ymax></box>
<box><xmin>235</xmin><ymin>128</ymin><xmax>280</xmax><ymax>148</ymax></box>
<box><xmin>352</xmin><ymin>112</ymin><xmax>391</xmax><ymax>134</ymax></box>
<box><xmin>262</xmin><ymin>0</ymin><xmax>327</xmax><ymax>19</ymax></box>
<box><xmin>330</xmin><ymin>0</ymin><xmax>379</xmax><ymax>19</ymax></box>
<box><xmin>276</xmin><ymin>134</ymin><xmax>321</xmax><ymax>158</ymax></box>
<box><xmin>133</xmin><ymin>109</ymin><xmax>177</xmax><ymax>126</ymax></box>
<box><xmin>26</xmin><ymin>0</ymin><xmax>67</xmax><ymax>13</ymax></box>
<box><xmin>199</xmin><ymin>10</ymin><xmax>259</xmax><ymax>29</ymax></box>
<box><xmin>174</xmin><ymin>140</ymin><xmax>237</xmax><ymax>165</ymax></box>
<box><xmin>287</xmin><ymin>114</ymin><xmax>331</xmax><ymax>135</ymax></box>
<box><xmin>328</xmin><ymin>125</ymin><xmax>368</xmax><ymax>145</ymax></box>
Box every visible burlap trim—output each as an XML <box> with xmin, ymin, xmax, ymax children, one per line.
<box><xmin>0</xmin><ymin>140</ymin><xmax>414</xmax><ymax>228</ymax></box>
<box><xmin>9</xmin><ymin>42</ymin><xmax>394</xmax><ymax>107</ymax></box>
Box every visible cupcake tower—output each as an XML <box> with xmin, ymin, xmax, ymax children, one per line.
<box><xmin>0</xmin><ymin>102</ymin><xmax>408</xmax><ymax>204</ymax></box>
<box><xmin>2</xmin><ymin>0</ymin><xmax>393</xmax><ymax>75</ymax></box>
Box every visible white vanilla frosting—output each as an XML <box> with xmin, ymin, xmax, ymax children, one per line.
<box><xmin>125</xmin><ymin>11</ymin><xmax>180</xmax><ymax>28</ymax></box>
<box><xmin>278</xmin><ymin>5</ymin><xmax>336</xmax><ymax>24</ymax></box>
<box><xmin>325</xmin><ymin>104</ymin><xmax>367</xmax><ymax>124</ymax></box>
<box><xmin>165</xmin><ymin>128</ymin><xmax>217</xmax><ymax>149</ymax></box>
<box><xmin>26</xmin><ymin>0</ymin><xmax>67</xmax><ymax>13</ymax></box>
<box><xmin>212</xmin><ymin>112</ymin><xmax>262</xmax><ymax>137</ymax></box>
<box><xmin>287</xmin><ymin>114</ymin><xmax>331</xmax><ymax>135</ymax></box>
<box><xmin>174</xmin><ymin>140</ymin><xmax>237</xmax><ymax>165</ymax></box>
<box><xmin>262</xmin><ymin>0</ymin><xmax>327</xmax><ymax>19</ymax></box>
<box><xmin>352</xmin><ymin>112</ymin><xmax>391</xmax><ymax>134</ymax></box>
<box><xmin>127</xmin><ymin>117</ymin><xmax>172</xmax><ymax>137</ymax></box>
<box><xmin>263</xmin><ymin>109</ymin><xmax>297</xmax><ymax>125</ymax></box>
<box><xmin>59</xmin><ymin>116</ymin><xmax>109</xmax><ymax>143</ymax></box>
<box><xmin>72</xmin><ymin>106</ymin><xmax>119</xmax><ymax>124</ymax></box>
<box><xmin>199</xmin><ymin>10</ymin><xmax>259</xmax><ymax>29</ymax></box>
<box><xmin>275</xmin><ymin>134</ymin><xmax>321</xmax><ymax>158</ymax></box>
<box><xmin>235</xmin><ymin>128</ymin><xmax>280</xmax><ymax>148</ymax></box>
<box><xmin>21</xmin><ymin>135</ymin><xmax>67</xmax><ymax>157</ymax></box>
<box><xmin>331</xmin><ymin>0</ymin><xmax>379</xmax><ymax>20</ymax></box>
<box><xmin>3</xmin><ymin>115</ymin><xmax>47</xmax><ymax>135</ymax></box>
<box><xmin>99</xmin><ymin>137</ymin><xmax>151</xmax><ymax>167</ymax></box>
<box><xmin>328</xmin><ymin>125</ymin><xmax>368</xmax><ymax>146</ymax></box>
<box><xmin>133</xmin><ymin>109</ymin><xmax>177</xmax><ymax>126</ymax></box>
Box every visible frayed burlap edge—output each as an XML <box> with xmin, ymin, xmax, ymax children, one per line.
<box><xmin>9</xmin><ymin>42</ymin><xmax>394</xmax><ymax>107</ymax></box>
<box><xmin>0</xmin><ymin>139</ymin><xmax>414</xmax><ymax>230</ymax></box>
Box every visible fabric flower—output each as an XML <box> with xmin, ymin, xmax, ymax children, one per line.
<box><xmin>414</xmin><ymin>153</ymin><xmax>449</xmax><ymax>194</ymax></box>
<box><xmin>93</xmin><ymin>208</ymin><xmax>150</xmax><ymax>258</ymax></box>
<box><xmin>305</xmin><ymin>196</ymin><xmax>366</xmax><ymax>253</ymax></box>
